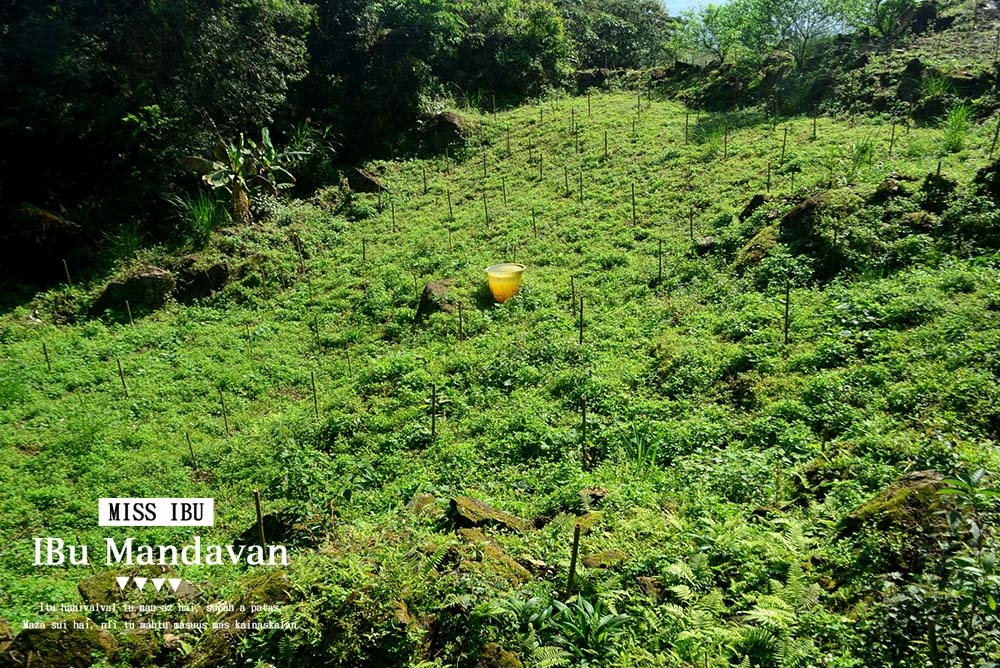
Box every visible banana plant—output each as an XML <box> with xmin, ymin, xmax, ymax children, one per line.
<box><xmin>181</xmin><ymin>128</ymin><xmax>306</xmax><ymax>225</ymax></box>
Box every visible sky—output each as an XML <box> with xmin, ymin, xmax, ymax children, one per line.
<box><xmin>664</xmin><ymin>0</ymin><xmax>711</xmax><ymax>15</ymax></box>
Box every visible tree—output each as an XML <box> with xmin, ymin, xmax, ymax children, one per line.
<box><xmin>675</xmin><ymin>2</ymin><xmax>746</xmax><ymax>65</ymax></box>
<box><xmin>556</xmin><ymin>0</ymin><xmax>676</xmax><ymax>69</ymax></box>
<box><xmin>758</xmin><ymin>0</ymin><xmax>838</xmax><ymax>70</ymax></box>
<box><xmin>0</xmin><ymin>0</ymin><xmax>313</xmax><ymax>241</ymax></box>
<box><xmin>837</xmin><ymin>0</ymin><xmax>920</xmax><ymax>43</ymax></box>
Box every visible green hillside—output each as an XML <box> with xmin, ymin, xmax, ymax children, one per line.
<box><xmin>3</xmin><ymin>84</ymin><xmax>1000</xmax><ymax>666</ymax></box>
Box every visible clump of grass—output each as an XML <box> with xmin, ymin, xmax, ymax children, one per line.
<box><xmin>166</xmin><ymin>191</ymin><xmax>230</xmax><ymax>247</ymax></box>
<box><xmin>923</xmin><ymin>72</ymin><xmax>953</xmax><ymax>99</ymax></box>
<box><xmin>941</xmin><ymin>103</ymin><xmax>971</xmax><ymax>153</ymax></box>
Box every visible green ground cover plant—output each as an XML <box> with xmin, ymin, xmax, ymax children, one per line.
<box><xmin>2</xmin><ymin>84</ymin><xmax>1000</xmax><ymax>666</ymax></box>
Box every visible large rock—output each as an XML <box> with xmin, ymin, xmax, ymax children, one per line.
<box><xmin>458</xmin><ymin>528</ymin><xmax>532</xmax><ymax>584</ymax></box>
<box><xmin>840</xmin><ymin>470</ymin><xmax>946</xmax><ymax>535</ymax></box>
<box><xmin>475</xmin><ymin>642</ymin><xmax>524</xmax><ymax>668</ymax></box>
<box><xmin>93</xmin><ymin>266</ymin><xmax>174</xmax><ymax>315</ymax></box>
<box><xmin>0</xmin><ymin>618</ymin><xmax>118</xmax><ymax>668</ymax></box>
<box><xmin>347</xmin><ymin>167</ymin><xmax>386</xmax><ymax>194</ymax></box>
<box><xmin>172</xmin><ymin>255</ymin><xmax>232</xmax><ymax>301</ymax></box>
<box><xmin>449</xmin><ymin>497</ymin><xmax>530</xmax><ymax>533</ymax></box>
<box><xmin>739</xmin><ymin>194</ymin><xmax>770</xmax><ymax>222</ymax></box>
<box><xmin>423</xmin><ymin>111</ymin><xmax>468</xmax><ymax>149</ymax></box>
<box><xmin>414</xmin><ymin>279</ymin><xmax>456</xmax><ymax>324</ymax></box>
<box><xmin>780</xmin><ymin>194</ymin><xmax>824</xmax><ymax>240</ymax></box>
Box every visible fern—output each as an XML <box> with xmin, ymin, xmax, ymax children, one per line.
<box><xmin>531</xmin><ymin>645</ymin><xmax>571</xmax><ymax>668</ymax></box>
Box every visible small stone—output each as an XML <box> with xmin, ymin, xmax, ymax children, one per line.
<box><xmin>578</xmin><ymin>487</ymin><xmax>608</xmax><ymax>508</ymax></box>
<box><xmin>408</xmin><ymin>493</ymin><xmax>440</xmax><ymax>517</ymax></box>
<box><xmin>450</xmin><ymin>497</ymin><xmax>529</xmax><ymax>532</ymax></box>
<box><xmin>581</xmin><ymin>550</ymin><xmax>626</xmax><ymax>569</ymax></box>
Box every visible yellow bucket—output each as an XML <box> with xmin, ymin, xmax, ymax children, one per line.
<box><xmin>485</xmin><ymin>263</ymin><xmax>525</xmax><ymax>303</ymax></box>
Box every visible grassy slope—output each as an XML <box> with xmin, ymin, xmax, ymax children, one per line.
<box><xmin>2</xmin><ymin>88</ymin><xmax>1000</xmax><ymax>664</ymax></box>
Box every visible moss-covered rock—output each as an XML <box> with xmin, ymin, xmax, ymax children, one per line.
<box><xmin>449</xmin><ymin>496</ymin><xmax>529</xmax><ymax>532</ymax></box>
<box><xmin>581</xmin><ymin>550</ymin><xmax>626</xmax><ymax>569</ymax></box>
<box><xmin>475</xmin><ymin>642</ymin><xmax>524</xmax><ymax>668</ymax></box>
<box><xmin>734</xmin><ymin>224</ymin><xmax>778</xmax><ymax>273</ymax></box>
<box><xmin>458</xmin><ymin>528</ymin><xmax>532</xmax><ymax>584</ymax></box>
<box><xmin>2</xmin><ymin>618</ymin><xmax>118</xmax><ymax>668</ymax></box>
<box><xmin>840</xmin><ymin>470</ymin><xmax>946</xmax><ymax>535</ymax></box>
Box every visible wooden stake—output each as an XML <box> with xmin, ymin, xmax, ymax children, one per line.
<box><xmin>42</xmin><ymin>342</ymin><xmax>51</xmax><ymax>372</ymax></box>
<box><xmin>117</xmin><ymin>359</ymin><xmax>128</xmax><ymax>399</ymax></box>
<box><xmin>482</xmin><ymin>192</ymin><xmax>489</xmax><ymax>229</ymax></box>
<box><xmin>567</xmin><ymin>524</ymin><xmax>581</xmax><ymax>594</ymax></box>
<box><xmin>689</xmin><ymin>207</ymin><xmax>695</xmax><ymax>243</ymax></box>
<box><xmin>311</xmin><ymin>371</ymin><xmax>319</xmax><ymax>418</ymax></box>
<box><xmin>657</xmin><ymin>239</ymin><xmax>663</xmax><ymax>284</ymax></box>
<box><xmin>506</xmin><ymin>125</ymin><xmax>511</xmax><ymax>153</ymax></box>
<box><xmin>580</xmin><ymin>396</ymin><xmax>588</xmax><ymax>470</ymax></box>
<box><xmin>783</xmin><ymin>279</ymin><xmax>791</xmax><ymax>346</ymax></box>
<box><xmin>724</xmin><ymin>127</ymin><xmax>729</xmax><ymax>158</ymax></box>
<box><xmin>458</xmin><ymin>303</ymin><xmax>464</xmax><ymax>340</ymax></box>
<box><xmin>502</xmin><ymin>176</ymin><xmax>508</xmax><ymax>207</ymax></box>
<box><xmin>62</xmin><ymin>259</ymin><xmax>72</xmax><ymax>287</ymax></box>
<box><xmin>482</xmin><ymin>151</ymin><xmax>487</xmax><ymax>178</ymax></box>
<box><xmin>578</xmin><ymin>169</ymin><xmax>584</xmax><ymax>203</ymax></box>
<box><xmin>578</xmin><ymin>296</ymin><xmax>584</xmax><ymax>345</ymax></box>
<box><xmin>390</xmin><ymin>200</ymin><xmax>396</xmax><ymax>232</ymax></box>
<box><xmin>889</xmin><ymin>121</ymin><xmax>896</xmax><ymax>156</ymax></box>
<box><xmin>125</xmin><ymin>300</ymin><xmax>134</xmax><ymax>326</ymax></box>
<box><xmin>361</xmin><ymin>237</ymin><xmax>367</xmax><ymax>267</ymax></box>
<box><xmin>571</xmin><ymin>276</ymin><xmax>576</xmax><ymax>316</ymax></box>
<box><xmin>219</xmin><ymin>388</ymin><xmax>230</xmax><ymax>436</ymax></box>
<box><xmin>422</xmin><ymin>167</ymin><xmax>428</xmax><ymax>195</ymax></box>
<box><xmin>937</xmin><ymin>160</ymin><xmax>942</xmax><ymax>177</ymax></box>
<box><xmin>781</xmin><ymin>127</ymin><xmax>788</xmax><ymax>164</ymax></box>
<box><xmin>186</xmin><ymin>432</ymin><xmax>197</xmax><ymax>470</ymax></box>
<box><xmin>253</xmin><ymin>489</ymin><xmax>266</xmax><ymax>549</ymax></box>
<box><xmin>539</xmin><ymin>152</ymin><xmax>543</xmax><ymax>180</ymax></box>
<box><xmin>812</xmin><ymin>115</ymin><xmax>817</xmax><ymax>140</ymax></box>
<box><xmin>685</xmin><ymin>112</ymin><xmax>690</xmax><ymax>144</ymax></box>
<box><xmin>587</xmin><ymin>90</ymin><xmax>592</xmax><ymax>116</ymax></box>
<box><xmin>632</xmin><ymin>117</ymin><xmax>636</xmax><ymax>140</ymax></box>
<box><xmin>531</xmin><ymin>207</ymin><xmax>538</xmax><ymax>237</ymax></box>
<box><xmin>564</xmin><ymin>166</ymin><xmax>569</xmax><ymax>195</ymax></box>
<box><xmin>766</xmin><ymin>161</ymin><xmax>772</xmax><ymax>192</ymax></box>
<box><xmin>447</xmin><ymin>190</ymin><xmax>454</xmax><ymax>222</ymax></box>
<box><xmin>627</xmin><ymin>182</ymin><xmax>637</xmax><ymax>230</ymax></box>
<box><xmin>430</xmin><ymin>383</ymin><xmax>437</xmax><ymax>440</ymax></box>
<box><xmin>378</xmin><ymin>189</ymin><xmax>382</xmax><ymax>212</ymax></box>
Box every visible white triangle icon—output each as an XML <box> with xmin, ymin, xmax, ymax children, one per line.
<box><xmin>116</xmin><ymin>576</ymin><xmax>130</xmax><ymax>590</ymax></box>
<box><xmin>152</xmin><ymin>578</ymin><xmax>165</xmax><ymax>592</ymax></box>
<box><xmin>168</xmin><ymin>578</ymin><xmax>182</xmax><ymax>593</ymax></box>
<box><xmin>134</xmin><ymin>577</ymin><xmax>147</xmax><ymax>591</ymax></box>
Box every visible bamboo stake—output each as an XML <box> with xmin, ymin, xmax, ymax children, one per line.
<box><xmin>186</xmin><ymin>432</ymin><xmax>197</xmax><ymax>470</ymax></box>
<box><xmin>62</xmin><ymin>259</ymin><xmax>72</xmax><ymax>287</ymax></box>
<box><xmin>42</xmin><ymin>342</ymin><xmax>51</xmax><ymax>372</ymax></box>
<box><xmin>430</xmin><ymin>383</ymin><xmax>437</xmax><ymax>439</ymax></box>
<box><xmin>567</xmin><ymin>524</ymin><xmax>581</xmax><ymax>594</ymax></box>
<box><xmin>117</xmin><ymin>359</ymin><xmax>128</xmax><ymax>399</ymax></box>
<box><xmin>253</xmin><ymin>490</ymin><xmax>266</xmax><ymax>549</ymax></box>
<box><xmin>125</xmin><ymin>300</ymin><xmax>134</xmax><ymax>326</ymax></box>
<box><xmin>311</xmin><ymin>371</ymin><xmax>319</xmax><ymax>418</ymax></box>
<box><xmin>219</xmin><ymin>388</ymin><xmax>230</xmax><ymax>436</ymax></box>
